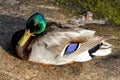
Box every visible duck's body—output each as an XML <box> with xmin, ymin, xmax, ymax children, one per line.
<box><xmin>11</xmin><ymin>13</ymin><xmax>112</xmax><ymax>65</ymax></box>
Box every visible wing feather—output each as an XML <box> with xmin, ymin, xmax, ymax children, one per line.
<box><xmin>63</xmin><ymin>35</ymin><xmax>110</xmax><ymax>58</ymax></box>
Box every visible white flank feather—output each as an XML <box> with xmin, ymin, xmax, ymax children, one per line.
<box><xmin>74</xmin><ymin>51</ymin><xmax>92</xmax><ymax>62</ymax></box>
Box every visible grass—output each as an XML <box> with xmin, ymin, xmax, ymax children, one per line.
<box><xmin>56</xmin><ymin>0</ymin><xmax>120</xmax><ymax>26</ymax></box>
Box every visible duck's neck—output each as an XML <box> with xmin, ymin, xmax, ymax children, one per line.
<box><xmin>16</xmin><ymin>36</ymin><xmax>34</xmax><ymax>60</ymax></box>
<box><xmin>12</xmin><ymin>29</ymin><xmax>46</xmax><ymax>60</ymax></box>
<box><xmin>12</xmin><ymin>29</ymin><xmax>33</xmax><ymax>60</ymax></box>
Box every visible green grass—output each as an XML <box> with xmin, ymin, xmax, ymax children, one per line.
<box><xmin>56</xmin><ymin>0</ymin><xmax>120</xmax><ymax>25</ymax></box>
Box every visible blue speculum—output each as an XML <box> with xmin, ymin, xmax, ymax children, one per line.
<box><xmin>64</xmin><ymin>43</ymin><xmax>79</xmax><ymax>55</ymax></box>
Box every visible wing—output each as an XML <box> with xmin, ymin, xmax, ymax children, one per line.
<box><xmin>59</xmin><ymin>35</ymin><xmax>112</xmax><ymax>63</ymax></box>
<box><xmin>32</xmin><ymin>28</ymin><xmax>95</xmax><ymax>55</ymax></box>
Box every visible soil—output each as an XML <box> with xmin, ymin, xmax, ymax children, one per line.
<box><xmin>0</xmin><ymin>0</ymin><xmax>120</xmax><ymax>80</ymax></box>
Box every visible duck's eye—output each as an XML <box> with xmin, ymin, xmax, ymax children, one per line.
<box><xmin>30</xmin><ymin>24</ymin><xmax>42</xmax><ymax>34</ymax></box>
<box><xmin>64</xmin><ymin>43</ymin><xmax>80</xmax><ymax>55</ymax></box>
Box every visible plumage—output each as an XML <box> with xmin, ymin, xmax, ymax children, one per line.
<box><xmin>11</xmin><ymin>13</ymin><xmax>112</xmax><ymax>65</ymax></box>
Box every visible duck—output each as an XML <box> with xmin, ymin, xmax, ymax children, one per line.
<box><xmin>11</xmin><ymin>13</ymin><xmax>112</xmax><ymax>65</ymax></box>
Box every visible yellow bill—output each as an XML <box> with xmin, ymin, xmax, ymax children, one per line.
<box><xmin>18</xmin><ymin>29</ymin><xmax>32</xmax><ymax>47</ymax></box>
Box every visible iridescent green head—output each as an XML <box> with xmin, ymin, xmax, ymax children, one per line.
<box><xmin>18</xmin><ymin>13</ymin><xmax>47</xmax><ymax>46</ymax></box>
<box><xmin>26</xmin><ymin>13</ymin><xmax>46</xmax><ymax>35</ymax></box>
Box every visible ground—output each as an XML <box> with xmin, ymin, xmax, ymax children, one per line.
<box><xmin>0</xmin><ymin>0</ymin><xmax>120</xmax><ymax>80</ymax></box>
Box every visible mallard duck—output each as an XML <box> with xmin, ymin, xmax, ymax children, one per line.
<box><xmin>11</xmin><ymin>13</ymin><xmax>112</xmax><ymax>65</ymax></box>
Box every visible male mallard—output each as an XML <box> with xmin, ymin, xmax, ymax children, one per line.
<box><xmin>11</xmin><ymin>13</ymin><xmax>112</xmax><ymax>65</ymax></box>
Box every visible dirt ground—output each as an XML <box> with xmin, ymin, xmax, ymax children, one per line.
<box><xmin>0</xmin><ymin>0</ymin><xmax>120</xmax><ymax>80</ymax></box>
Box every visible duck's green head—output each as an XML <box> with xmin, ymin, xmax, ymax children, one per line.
<box><xmin>18</xmin><ymin>13</ymin><xmax>46</xmax><ymax>46</ymax></box>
